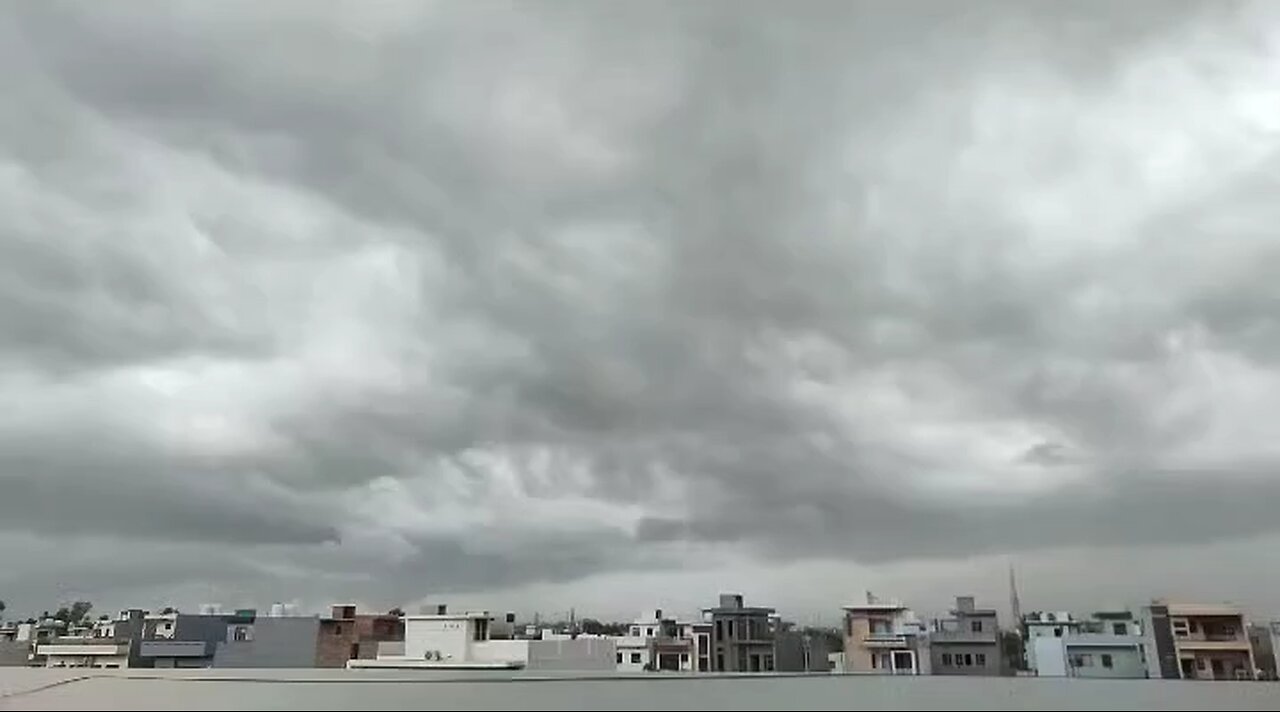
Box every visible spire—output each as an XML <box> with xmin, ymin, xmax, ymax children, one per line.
<box><xmin>1008</xmin><ymin>562</ymin><xmax>1022</xmax><ymax>631</ymax></box>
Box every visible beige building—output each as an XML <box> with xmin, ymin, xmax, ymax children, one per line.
<box><xmin>1145</xmin><ymin>602</ymin><xmax>1255</xmax><ymax>680</ymax></box>
<box><xmin>840</xmin><ymin>594</ymin><xmax>926</xmax><ymax>675</ymax></box>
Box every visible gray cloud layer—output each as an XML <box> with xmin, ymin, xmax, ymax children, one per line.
<box><xmin>3</xmin><ymin>1</ymin><xmax>1280</xmax><ymax>615</ymax></box>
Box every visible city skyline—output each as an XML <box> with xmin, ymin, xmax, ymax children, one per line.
<box><xmin>4</xmin><ymin>1</ymin><xmax>1280</xmax><ymax>620</ymax></box>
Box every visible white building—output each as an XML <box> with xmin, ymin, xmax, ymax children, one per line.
<box><xmin>350</xmin><ymin>605</ymin><xmax>615</xmax><ymax>672</ymax></box>
<box><xmin>1027</xmin><ymin>611</ymin><xmax>1149</xmax><ymax>678</ymax></box>
<box><xmin>612</xmin><ymin>610</ymin><xmax>699</xmax><ymax>673</ymax></box>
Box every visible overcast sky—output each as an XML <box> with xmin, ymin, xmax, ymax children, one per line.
<box><xmin>2</xmin><ymin>1</ymin><xmax>1280</xmax><ymax>624</ymax></box>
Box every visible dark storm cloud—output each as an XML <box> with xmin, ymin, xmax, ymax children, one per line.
<box><xmin>2</xmin><ymin>0</ymin><xmax>1280</xmax><ymax>608</ymax></box>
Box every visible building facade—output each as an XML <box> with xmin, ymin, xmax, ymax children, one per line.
<box><xmin>350</xmin><ymin>604</ymin><xmax>615</xmax><ymax>671</ymax></box>
<box><xmin>1144</xmin><ymin>602</ymin><xmax>1255</xmax><ymax>680</ymax></box>
<box><xmin>703</xmin><ymin>594</ymin><xmax>776</xmax><ymax>673</ymax></box>
<box><xmin>315</xmin><ymin>604</ymin><xmax>403</xmax><ymax>668</ymax></box>
<box><xmin>774</xmin><ymin>627</ymin><xmax>832</xmax><ymax>672</ymax></box>
<box><xmin>613</xmin><ymin>609</ymin><xmax>697</xmax><ymax>672</ymax></box>
<box><xmin>1027</xmin><ymin>611</ymin><xmax>1148</xmax><ymax>678</ymax></box>
<box><xmin>210</xmin><ymin>612</ymin><xmax>322</xmax><ymax>668</ymax></box>
<box><xmin>841</xmin><ymin>595</ymin><xmax>927</xmax><ymax>675</ymax></box>
<box><xmin>929</xmin><ymin>596</ymin><xmax>1003</xmax><ymax>676</ymax></box>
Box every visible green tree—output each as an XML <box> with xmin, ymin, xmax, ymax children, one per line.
<box><xmin>53</xmin><ymin>601</ymin><xmax>93</xmax><ymax>624</ymax></box>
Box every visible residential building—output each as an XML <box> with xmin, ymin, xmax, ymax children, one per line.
<box><xmin>613</xmin><ymin>609</ymin><xmax>697</xmax><ymax>672</ymax></box>
<box><xmin>137</xmin><ymin>612</ymin><xmax>229</xmax><ymax>668</ymax></box>
<box><xmin>38</xmin><ymin>609</ymin><xmax>146</xmax><ymax>668</ymax></box>
<box><xmin>679</xmin><ymin>621</ymin><xmax>713</xmax><ymax>673</ymax></box>
<box><xmin>315</xmin><ymin>604</ymin><xmax>403</xmax><ymax>668</ymax></box>
<box><xmin>1143</xmin><ymin>601</ymin><xmax>1255</xmax><ymax>680</ymax></box>
<box><xmin>929</xmin><ymin>596</ymin><xmax>1003</xmax><ymax>676</ymax></box>
<box><xmin>1247</xmin><ymin>624</ymin><xmax>1276</xmax><ymax>680</ymax></box>
<box><xmin>703</xmin><ymin>594</ymin><xmax>776</xmax><ymax>673</ymax></box>
<box><xmin>1027</xmin><ymin>611</ymin><xmax>1149</xmax><ymax>678</ymax></box>
<box><xmin>210</xmin><ymin>610</ymin><xmax>321</xmax><ymax>668</ymax></box>
<box><xmin>774</xmin><ymin>625</ymin><xmax>832</xmax><ymax>672</ymax></box>
<box><xmin>841</xmin><ymin>594</ymin><xmax>927</xmax><ymax>675</ymax></box>
<box><xmin>350</xmin><ymin>604</ymin><xmax>614</xmax><ymax>671</ymax></box>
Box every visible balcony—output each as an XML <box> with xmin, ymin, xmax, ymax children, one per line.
<box><xmin>863</xmin><ymin>633</ymin><xmax>912</xmax><ymax>649</ymax></box>
<box><xmin>38</xmin><ymin>641</ymin><xmax>129</xmax><ymax>657</ymax></box>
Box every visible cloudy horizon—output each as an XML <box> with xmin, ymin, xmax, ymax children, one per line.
<box><xmin>3</xmin><ymin>0</ymin><xmax>1280</xmax><ymax>624</ymax></box>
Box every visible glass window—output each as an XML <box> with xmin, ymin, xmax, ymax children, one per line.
<box><xmin>976</xmin><ymin>653</ymin><xmax>986</xmax><ymax>666</ymax></box>
<box><xmin>1113</xmin><ymin>623</ymin><xmax>1126</xmax><ymax>635</ymax></box>
<box><xmin>942</xmin><ymin>653</ymin><xmax>952</xmax><ymax>666</ymax></box>
<box><xmin>871</xmin><ymin>653</ymin><xmax>878</xmax><ymax>669</ymax></box>
<box><xmin>1102</xmin><ymin>654</ymin><xmax>1113</xmax><ymax>669</ymax></box>
<box><xmin>630</xmin><ymin>653</ymin><xmax>642</xmax><ymax>664</ymax></box>
<box><xmin>964</xmin><ymin>654</ymin><xmax>973</xmax><ymax>666</ymax></box>
<box><xmin>680</xmin><ymin>653</ymin><xmax>689</xmax><ymax>662</ymax></box>
<box><xmin>616</xmin><ymin>653</ymin><xmax>622</xmax><ymax>663</ymax></box>
<box><xmin>1054</xmin><ymin>628</ymin><xmax>1062</xmax><ymax>638</ymax></box>
<box><xmin>971</xmin><ymin>620</ymin><xmax>982</xmax><ymax>633</ymax></box>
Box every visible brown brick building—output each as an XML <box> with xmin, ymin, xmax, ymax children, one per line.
<box><xmin>315</xmin><ymin>605</ymin><xmax>404</xmax><ymax>668</ymax></box>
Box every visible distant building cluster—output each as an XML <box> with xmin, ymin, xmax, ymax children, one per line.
<box><xmin>1</xmin><ymin>592</ymin><xmax>1276</xmax><ymax>682</ymax></box>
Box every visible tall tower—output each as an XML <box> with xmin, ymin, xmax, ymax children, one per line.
<box><xmin>1008</xmin><ymin>562</ymin><xmax>1022</xmax><ymax>632</ymax></box>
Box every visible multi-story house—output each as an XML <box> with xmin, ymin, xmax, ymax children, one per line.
<box><xmin>1144</xmin><ymin>601</ymin><xmax>1255</xmax><ymax>680</ymax></box>
<box><xmin>1025</xmin><ymin>610</ymin><xmax>1149</xmax><ymax>678</ymax></box>
<box><xmin>703</xmin><ymin>594</ymin><xmax>776</xmax><ymax>672</ymax></box>
<box><xmin>210</xmin><ymin>609</ymin><xmax>323</xmax><ymax>668</ymax></box>
<box><xmin>613</xmin><ymin>609</ymin><xmax>697</xmax><ymax>672</ymax></box>
<box><xmin>315</xmin><ymin>604</ymin><xmax>404</xmax><ymax>668</ymax></box>
<box><xmin>1247</xmin><ymin>624</ymin><xmax>1275</xmax><ymax>680</ymax></box>
<box><xmin>37</xmin><ymin>609</ymin><xmax>146</xmax><ymax>668</ymax></box>
<box><xmin>928</xmin><ymin>596</ymin><xmax>1003</xmax><ymax>676</ymax></box>
<box><xmin>840</xmin><ymin>594</ymin><xmax>927</xmax><ymax>675</ymax></box>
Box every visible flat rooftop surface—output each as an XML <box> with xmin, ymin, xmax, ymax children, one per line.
<box><xmin>3</xmin><ymin>669</ymin><xmax>1279</xmax><ymax>710</ymax></box>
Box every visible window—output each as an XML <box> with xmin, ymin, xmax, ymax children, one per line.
<box><xmin>333</xmin><ymin>625</ymin><xmax>343</xmax><ymax>635</ymax></box>
<box><xmin>1113</xmin><ymin>623</ymin><xmax>1127</xmax><ymax>635</ymax></box>
<box><xmin>1054</xmin><ymin>628</ymin><xmax>1063</xmax><ymax>638</ymax></box>
<box><xmin>1188</xmin><ymin>621</ymin><xmax>1198</xmax><ymax>634</ymax></box>
<box><xmin>1196</xmin><ymin>658</ymin><xmax>1207</xmax><ymax>670</ymax></box>
<box><xmin>616</xmin><ymin>653</ymin><xmax>622</xmax><ymax>664</ymax></box>
<box><xmin>942</xmin><ymin>653</ymin><xmax>953</xmax><ymax>666</ymax></box>
<box><xmin>764</xmin><ymin>655</ymin><xmax>774</xmax><ymax>671</ymax></box>
<box><xmin>646</xmin><ymin>627</ymin><xmax>654</xmax><ymax>637</ymax></box>
<box><xmin>715</xmin><ymin>621</ymin><xmax>723</xmax><ymax>640</ymax></box>
<box><xmin>1222</xmin><ymin>624</ymin><xmax>1236</xmax><ymax>636</ymax></box>
<box><xmin>964</xmin><ymin>653</ymin><xmax>973</xmax><ymax>667</ymax></box>
<box><xmin>976</xmin><ymin>654</ymin><xmax>986</xmax><ymax>666</ymax></box>
<box><xmin>349</xmin><ymin>643</ymin><xmax>359</xmax><ymax>659</ymax></box>
<box><xmin>1079</xmin><ymin>654</ymin><xmax>1093</xmax><ymax>667</ymax></box>
<box><xmin>727</xmin><ymin>620</ymin><xmax>735</xmax><ymax>638</ymax></box>
<box><xmin>631</xmin><ymin>627</ymin><xmax>640</xmax><ymax>636</ymax></box>
<box><xmin>716</xmin><ymin>653</ymin><xmax>724</xmax><ymax>671</ymax></box>
<box><xmin>680</xmin><ymin>653</ymin><xmax>689</xmax><ymax>663</ymax></box>
<box><xmin>1101</xmin><ymin>654</ymin><xmax>1113</xmax><ymax>669</ymax></box>
<box><xmin>630</xmin><ymin>653</ymin><xmax>642</xmax><ymax>664</ymax></box>
<box><xmin>1173</xmin><ymin>620</ymin><xmax>1189</xmax><ymax>637</ymax></box>
<box><xmin>1071</xmin><ymin>655</ymin><xmax>1083</xmax><ymax>668</ymax></box>
<box><xmin>970</xmin><ymin>620</ymin><xmax>982</xmax><ymax>633</ymax></box>
<box><xmin>871</xmin><ymin>653</ymin><xmax>878</xmax><ymax>669</ymax></box>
